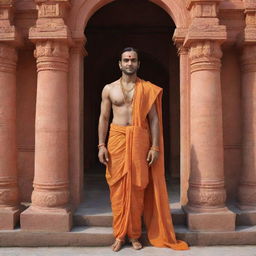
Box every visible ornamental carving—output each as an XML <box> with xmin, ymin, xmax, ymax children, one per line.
<box><xmin>0</xmin><ymin>187</ymin><xmax>18</xmax><ymax>206</ymax></box>
<box><xmin>246</xmin><ymin>12</ymin><xmax>256</xmax><ymax>27</ymax></box>
<box><xmin>36</xmin><ymin>0</ymin><xmax>70</xmax><ymax>19</ymax></box>
<box><xmin>38</xmin><ymin>4</ymin><xmax>59</xmax><ymax>17</ymax></box>
<box><xmin>34</xmin><ymin>40</ymin><xmax>69</xmax><ymax>59</ymax></box>
<box><xmin>189</xmin><ymin>41</ymin><xmax>222</xmax><ymax>61</ymax></box>
<box><xmin>32</xmin><ymin>189</ymin><xmax>69</xmax><ymax>207</ymax></box>
<box><xmin>188</xmin><ymin>187</ymin><xmax>226</xmax><ymax>207</ymax></box>
<box><xmin>191</xmin><ymin>3</ymin><xmax>217</xmax><ymax>18</ymax></box>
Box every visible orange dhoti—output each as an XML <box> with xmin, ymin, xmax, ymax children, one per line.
<box><xmin>106</xmin><ymin>78</ymin><xmax>189</xmax><ymax>250</ymax></box>
<box><xmin>106</xmin><ymin>124</ymin><xmax>150</xmax><ymax>240</ymax></box>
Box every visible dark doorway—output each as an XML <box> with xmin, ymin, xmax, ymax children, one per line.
<box><xmin>84</xmin><ymin>0</ymin><xmax>180</xmax><ymax>184</ymax></box>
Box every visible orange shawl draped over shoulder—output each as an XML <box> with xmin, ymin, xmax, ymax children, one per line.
<box><xmin>106</xmin><ymin>78</ymin><xmax>188</xmax><ymax>250</ymax></box>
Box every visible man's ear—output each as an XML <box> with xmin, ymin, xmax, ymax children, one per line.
<box><xmin>118</xmin><ymin>60</ymin><xmax>122</xmax><ymax>69</ymax></box>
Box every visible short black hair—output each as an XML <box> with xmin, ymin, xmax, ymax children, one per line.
<box><xmin>120</xmin><ymin>47</ymin><xmax>140</xmax><ymax>61</ymax></box>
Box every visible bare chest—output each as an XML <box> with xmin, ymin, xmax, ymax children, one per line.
<box><xmin>109</xmin><ymin>86</ymin><xmax>135</xmax><ymax>106</ymax></box>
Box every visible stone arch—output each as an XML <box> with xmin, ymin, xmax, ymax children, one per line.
<box><xmin>69</xmin><ymin>0</ymin><xmax>190</xmax><ymax>40</ymax></box>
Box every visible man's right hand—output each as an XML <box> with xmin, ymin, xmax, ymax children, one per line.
<box><xmin>98</xmin><ymin>146</ymin><xmax>109</xmax><ymax>165</ymax></box>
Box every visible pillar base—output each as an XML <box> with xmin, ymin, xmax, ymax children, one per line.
<box><xmin>20</xmin><ymin>206</ymin><xmax>72</xmax><ymax>232</ymax></box>
<box><xmin>236</xmin><ymin>208</ymin><xmax>256</xmax><ymax>226</ymax></box>
<box><xmin>184</xmin><ymin>206</ymin><xmax>236</xmax><ymax>231</ymax></box>
<box><xmin>0</xmin><ymin>208</ymin><xmax>20</xmax><ymax>230</ymax></box>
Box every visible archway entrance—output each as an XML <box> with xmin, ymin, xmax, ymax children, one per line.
<box><xmin>83</xmin><ymin>0</ymin><xmax>180</xmax><ymax>193</ymax></box>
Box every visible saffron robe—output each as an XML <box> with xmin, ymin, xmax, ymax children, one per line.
<box><xmin>106</xmin><ymin>78</ymin><xmax>189</xmax><ymax>250</ymax></box>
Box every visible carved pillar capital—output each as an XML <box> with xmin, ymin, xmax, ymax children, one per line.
<box><xmin>35</xmin><ymin>0</ymin><xmax>71</xmax><ymax>19</ymax></box>
<box><xmin>189</xmin><ymin>40</ymin><xmax>222</xmax><ymax>72</ymax></box>
<box><xmin>184</xmin><ymin>0</ymin><xmax>226</xmax><ymax>47</ymax></box>
<box><xmin>186</xmin><ymin>0</ymin><xmax>223</xmax><ymax>18</ymax></box>
<box><xmin>237</xmin><ymin>0</ymin><xmax>256</xmax><ymax>44</ymax></box>
<box><xmin>178</xmin><ymin>45</ymin><xmax>189</xmax><ymax>56</ymax></box>
<box><xmin>29</xmin><ymin>0</ymin><xmax>72</xmax><ymax>43</ymax></box>
<box><xmin>0</xmin><ymin>0</ymin><xmax>14</xmax><ymax>26</ymax></box>
<box><xmin>34</xmin><ymin>40</ymin><xmax>69</xmax><ymax>72</ymax></box>
<box><xmin>0</xmin><ymin>0</ymin><xmax>21</xmax><ymax>46</ymax></box>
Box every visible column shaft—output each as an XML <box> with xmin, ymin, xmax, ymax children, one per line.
<box><xmin>21</xmin><ymin>40</ymin><xmax>72</xmax><ymax>231</ymax></box>
<box><xmin>0</xmin><ymin>43</ymin><xmax>19</xmax><ymax>229</ymax></box>
<box><xmin>186</xmin><ymin>41</ymin><xmax>235</xmax><ymax>231</ymax></box>
<box><xmin>238</xmin><ymin>45</ymin><xmax>256</xmax><ymax>210</ymax></box>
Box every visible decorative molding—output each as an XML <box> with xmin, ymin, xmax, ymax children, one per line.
<box><xmin>238</xmin><ymin>0</ymin><xmax>256</xmax><ymax>44</ymax></box>
<box><xmin>29</xmin><ymin>0</ymin><xmax>71</xmax><ymax>42</ymax></box>
<box><xmin>0</xmin><ymin>186</ymin><xmax>18</xmax><ymax>206</ymax></box>
<box><xmin>34</xmin><ymin>40</ymin><xmax>69</xmax><ymax>59</ymax></box>
<box><xmin>178</xmin><ymin>45</ymin><xmax>189</xmax><ymax>56</ymax></box>
<box><xmin>189</xmin><ymin>41</ymin><xmax>222</xmax><ymax>72</ymax></box>
<box><xmin>34</xmin><ymin>40</ymin><xmax>69</xmax><ymax>72</ymax></box>
<box><xmin>184</xmin><ymin>0</ymin><xmax>227</xmax><ymax>46</ymax></box>
<box><xmin>241</xmin><ymin>45</ymin><xmax>256</xmax><ymax>72</ymax></box>
<box><xmin>188</xmin><ymin>182</ymin><xmax>226</xmax><ymax>208</ymax></box>
<box><xmin>0</xmin><ymin>0</ymin><xmax>21</xmax><ymax>45</ymax></box>
<box><xmin>190</xmin><ymin>40</ymin><xmax>222</xmax><ymax>60</ymax></box>
<box><xmin>31</xmin><ymin>189</ymin><xmax>69</xmax><ymax>207</ymax></box>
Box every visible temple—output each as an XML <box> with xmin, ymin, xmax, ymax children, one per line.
<box><xmin>0</xmin><ymin>0</ymin><xmax>256</xmax><ymax>246</ymax></box>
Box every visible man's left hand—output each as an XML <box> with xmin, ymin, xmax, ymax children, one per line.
<box><xmin>147</xmin><ymin>149</ymin><xmax>159</xmax><ymax>166</ymax></box>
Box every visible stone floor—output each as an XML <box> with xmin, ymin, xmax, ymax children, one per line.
<box><xmin>0</xmin><ymin>246</ymin><xmax>256</xmax><ymax>256</ymax></box>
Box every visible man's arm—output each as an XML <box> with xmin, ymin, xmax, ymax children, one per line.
<box><xmin>98</xmin><ymin>85</ymin><xmax>111</xmax><ymax>165</ymax></box>
<box><xmin>147</xmin><ymin>103</ymin><xmax>160</xmax><ymax>166</ymax></box>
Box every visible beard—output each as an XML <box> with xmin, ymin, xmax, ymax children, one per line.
<box><xmin>121</xmin><ymin>66</ymin><xmax>138</xmax><ymax>76</ymax></box>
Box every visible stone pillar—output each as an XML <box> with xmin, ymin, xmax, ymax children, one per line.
<box><xmin>178</xmin><ymin>45</ymin><xmax>190</xmax><ymax>206</ymax></box>
<box><xmin>0</xmin><ymin>43</ymin><xmax>19</xmax><ymax>229</ymax></box>
<box><xmin>173</xmin><ymin>29</ymin><xmax>191</xmax><ymax>206</ymax></box>
<box><xmin>0</xmin><ymin>0</ymin><xmax>21</xmax><ymax>229</ymax></box>
<box><xmin>184</xmin><ymin>0</ymin><xmax>235</xmax><ymax>231</ymax></box>
<box><xmin>69</xmin><ymin>41</ymin><xmax>87</xmax><ymax>208</ymax></box>
<box><xmin>237</xmin><ymin>1</ymin><xmax>256</xmax><ymax>224</ymax></box>
<box><xmin>20</xmin><ymin>0</ymin><xmax>72</xmax><ymax>232</ymax></box>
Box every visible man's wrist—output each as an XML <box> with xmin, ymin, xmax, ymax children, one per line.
<box><xmin>98</xmin><ymin>143</ymin><xmax>106</xmax><ymax>149</ymax></box>
<box><xmin>150</xmin><ymin>145</ymin><xmax>160</xmax><ymax>152</ymax></box>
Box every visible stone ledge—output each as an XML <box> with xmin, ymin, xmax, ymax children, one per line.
<box><xmin>73</xmin><ymin>208</ymin><xmax>186</xmax><ymax>227</ymax></box>
<box><xmin>0</xmin><ymin>225</ymin><xmax>256</xmax><ymax>247</ymax></box>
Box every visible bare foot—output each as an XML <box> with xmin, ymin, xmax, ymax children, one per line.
<box><xmin>129</xmin><ymin>238</ymin><xmax>143</xmax><ymax>250</ymax></box>
<box><xmin>111</xmin><ymin>239</ymin><xmax>124</xmax><ymax>252</ymax></box>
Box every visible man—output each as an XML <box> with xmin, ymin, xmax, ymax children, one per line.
<box><xmin>98</xmin><ymin>47</ymin><xmax>188</xmax><ymax>252</ymax></box>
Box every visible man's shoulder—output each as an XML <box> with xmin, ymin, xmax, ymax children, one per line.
<box><xmin>108</xmin><ymin>79</ymin><xmax>120</xmax><ymax>88</ymax></box>
<box><xmin>103</xmin><ymin>80</ymin><xmax>119</xmax><ymax>92</ymax></box>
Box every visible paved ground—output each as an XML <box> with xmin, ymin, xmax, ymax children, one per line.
<box><xmin>0</xmin><ymin>246</ymin><xmax>256</xmax><ymax>256</ymax></box>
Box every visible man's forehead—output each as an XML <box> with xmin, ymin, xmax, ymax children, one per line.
<box><xmin>122</xmin><ymin>51</ymin><xmax>137</xmax><ymax>59</ymax></box>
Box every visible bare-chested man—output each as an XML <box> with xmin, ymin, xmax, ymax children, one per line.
<box><xmin>98</xmin><ymin>47</ymin><xmax>160</xmax><ymax>251</ymax></box>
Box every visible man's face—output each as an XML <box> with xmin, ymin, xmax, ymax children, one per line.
<box><xmin>119</xmin><ymin>51</ymin><xmax>140</xmax><ymax>76</ymax></box>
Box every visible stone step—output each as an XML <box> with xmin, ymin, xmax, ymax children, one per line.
<box><xmin>0</xmin><ymin>225</ymin><xmax>256</xmax><ymax>247</ymax></box>
<box><xmin>73</xmin><ymin>207</ymin><xmax>186</xmax><ymax>227</ymax></box>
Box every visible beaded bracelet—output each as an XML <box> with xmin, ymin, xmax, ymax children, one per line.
<box><xmin>150</xmin><ymin>146</ymin><xmax>160</xmax><ymax>152</ymax></box>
